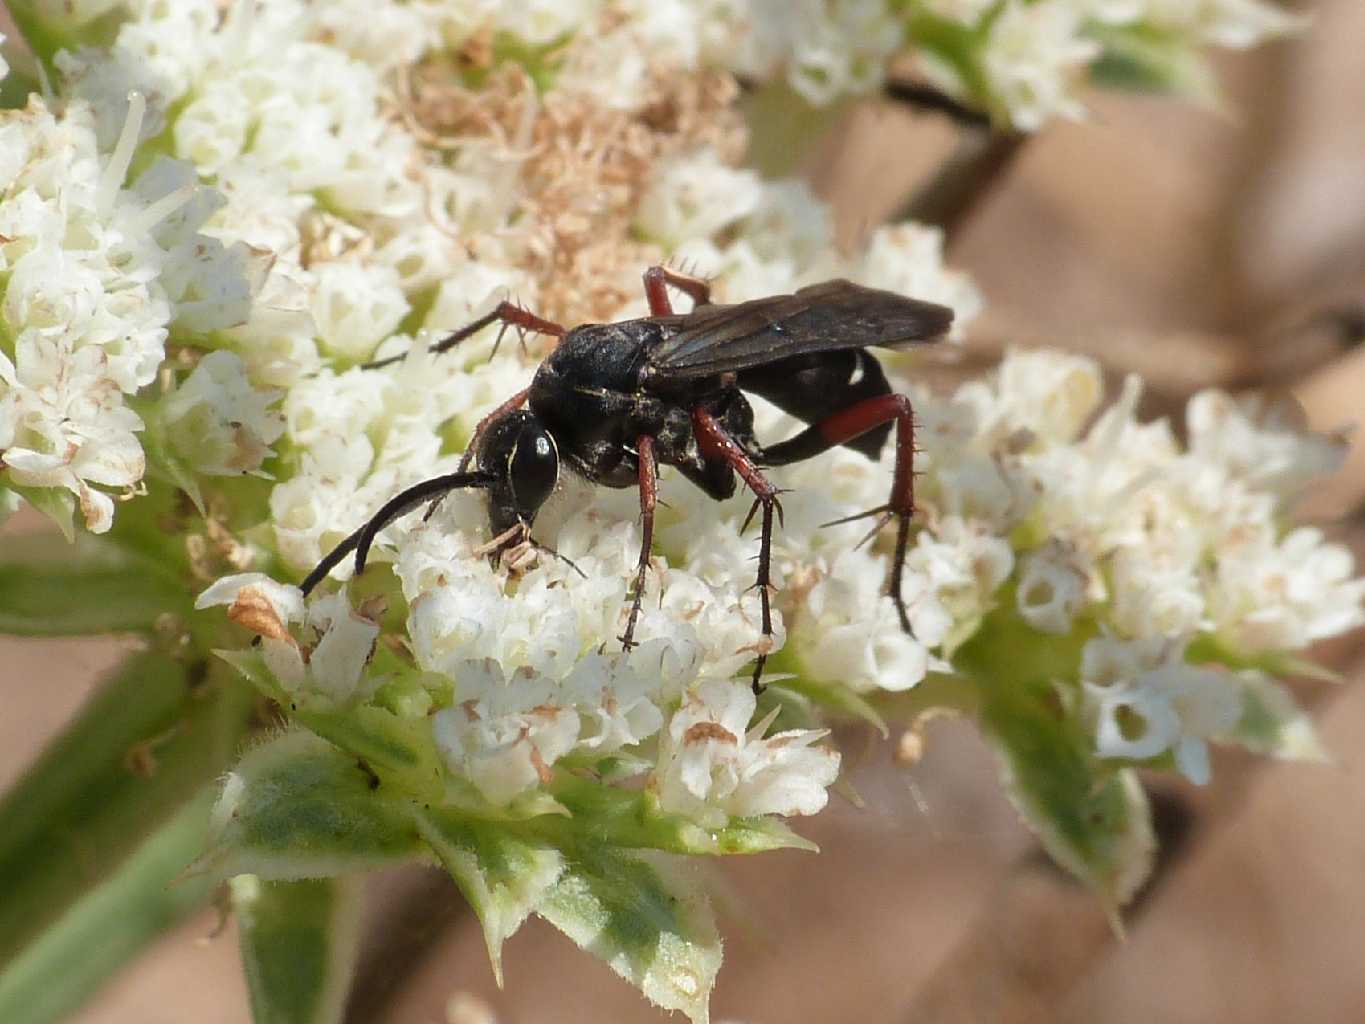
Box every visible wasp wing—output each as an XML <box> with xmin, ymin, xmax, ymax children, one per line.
<box><xmin>643</xmin><ymin>280</ymin><xmax>953</xmax><ymax>379</ymax></box>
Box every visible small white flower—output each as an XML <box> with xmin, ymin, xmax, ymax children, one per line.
<box><xmin>981</xmin><ymin>1</ymin><xmax>1102</xmax><ymax>131</ymax></box>
<box><xmin>303</xmin><ymin>590</ymin><xmax>382</xmax><ymax>703</ymax></box>
<box><xmin>636</xmin><ymin>150</ymin><xmax>763</xmax><ymax>248</ymax></box>
<box><xmin>0</xmin><ymin>337</ymin><xmax>145</xmax><ymax>533</ymax></box>
<box><xmin>956</xmin><ymin>348</ymin><xmax>1106</xmax><ymax>448</ymax></box>
<box><xmin>653</xmin><ymin>678</ymin><xmax>839</xmax><ymax>827</ymax></box>
<box><xmin>306</xmin><ymin>0</ymin><xmax>439</xmax><ymax>70</ymax></box>
<box><xmin>161</xmin><ymin>351</ymin><xmax>284</xmax><ymax>476</ymax></box>
<box><xmin>729</xmin><ymin>0</ymin><xmax>903</xmax><ymax>104</ymax></box>
<box><xmin>737</xmin><ymin>180</ymin><xmax>837</xmax><ymax>271</ymax></box>
<box><xmin>1107</xmin><ymin>547</ymin><xmax>1206</xmax><ymax>638</ymax></box>
<box><xmin>310</xmin><ymin>261</ymin><xmax>409</xmax><ymax>362</ymax></box>
<box><xmin>1016</xmin><ymin>540</ymin><xmax>1088</xmax><ymax>634</ymax></box>
<box><xmin>905</xmin><ymin>516</ymin><xmax>1014</xmax><ymax>654</ymax></box>
<box><xmin>194</xmin><ymin>574</ymin><xmax>378</xmax><ymax>703</ymax></box>
<box><xmin>1074</xmin><ymin>0</ymin><xmax>1149</xmax><ymax>25</ymax></box>
<box><xmin>1185</xmin><ymin>389</ymin><xmax>1344</xmax><ymax>502</ymax></box>
<box><xmin>432</xmin><ymin>659</ymin><xmax>582</xmax><ymax>806</ymax></box>
<box><xmin>562</xmin><ymin>645</ymin><xmax>670</xmax><ymax>755</ymax></box>
<box><xmin>1209</xmin><ymin>527</ymin><xmax>1365</xmax><ymax>653</ymax></box>
<box><xmin>494</xmin><ymin>0</ymin><xmax>597</xmax><ymax>48</ymax></box>
<box><xmin>195</xmin><ymin>571</ymin><xmax>306</xmax><ymax>622</ymax></box>
<box><xmin>1083</xmin><ymin>636</ymin><xmax>1242</xmax><ymax>784</ymax></box>
<box><xmin>796</xmin><ymin>547</ymin><xmax>932</xmax><ymax>693</ymax></box>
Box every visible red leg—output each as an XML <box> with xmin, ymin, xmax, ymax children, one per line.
<box><xmin>692</xmin><ymin>408</ymin><xmax>786</xmax><ymax>693</ymax></box>
<box><xmin>620</xmin><ymin>434</ymin><xmax>658</xmax><ymax>650</ymax></box>
<box><xmin>643</xmin><ymin>265</ymin><xmax>712</xmax><ymax>317</ymax></box>
<box><xmin>760</xmin><ymin>394</ymin><xmax>918</xmax><ymax>633</ymax></box>
<box><xmin>456</xmin><ymin>386</ymin><xmax>531</xmax><ymax>473</ymax></box>
<box><xmin>364</xmin><ymin>301</ymin><xmax>565</xmax><ymax>371</ymax></box>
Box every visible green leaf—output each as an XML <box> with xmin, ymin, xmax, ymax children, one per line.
<box><xmin>903</xmin><ymin>8</ymin><xmax>999</xmax><ymax>122</ymax></box>
<box><xmin>413</xmin><ymin>807</ymin><xmax>566</xmax><ymax>985</ymax></box>
<box><xmin>233</xmin><ymin>876</ymin><xmax>363</xmax><ymax>1024</ymax></box>
<box><xmin>1086</xmin><ymin>22</ymin><xmax>1220</xmax><ymax>105</ymax></box>
<box><xmin>1225</xmin><ymin>673</ymin><xmax>1329</xmax><ymax>763</ymax></box>
<box><xmin>195</xmin><ymin>732</ymin><xmax>426</xmax><ymax>881</ymax></box>
<box><xmin>293</xmin><ymin>705</ymin><xmax>445</xmax><ymax>802</ymax></box>
<box><xmin>539</xmin><ymin>846</ymin><xmax>722</xmax><ymax>1024</ymax></box>
<box><xmin>0</xmin><ymin>532</ymin><xmax>192</xmax><ymax>636</ymax></box>
<box><xmin>955</xmin><ymin>606</ymin><xmax>1155</xmax><ymax>913</ymax></box>
<box><xmin>0</xmin><ymin>792</ymin><xmax>217</xmax><ymax>1024</ymax></box>
<box><xmin>411</xmin><ymin>770</ymin><xmax>811</xmax><ymax>986</ymax></box>
<box><xmin>5</xmin><ymin>484</ymin><xmax>75</xmax><ymax>542</ymax></box>
<box><xmin>0</xmin><ymin>653</ymin><xmax>255</xmax><ymax>967</ymax></box>
<box><xmin>217</xmin><ymin>648</ymin><xmax>446</xmax><ymax>802</ymax></box>
<box><xmin>139</xmin><ymin>399</ymin><xmax>206</xmax><ymax>514</ymax></box>
<box><xmin>546</xmin><ymin>774</ymin><xmax>817</xmax><ymax>856</ymax></box>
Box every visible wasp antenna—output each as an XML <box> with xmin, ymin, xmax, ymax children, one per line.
<box><xmin>302</xmin><ymin>471</ymin><xmax>496</xmax><ymax>594</ymax></box>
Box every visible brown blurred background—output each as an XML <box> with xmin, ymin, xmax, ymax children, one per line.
<box><xmin>5</xmin><ymin>1</ymin><xmax>1365</xmax><ymax>1021</ymax></box>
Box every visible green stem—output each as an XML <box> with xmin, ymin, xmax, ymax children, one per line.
<box><xmin>0</xmin><ymin>652</ymin><xmax>256</xmax><ymax>966</ymax></box>
<box><xmin>234</xmin><ymin>876</ymin><xmax>364</xmax><ymax>1024</ymax></box>
<box><xmin>0</xmin><ymin>790</ymin><xmax>219</xmax><ymax>1024</ymax></box>
<box><xmin>949</xmin><ymin>604</ymin><xmax>1152</xmax><ymax>907</ymax></box>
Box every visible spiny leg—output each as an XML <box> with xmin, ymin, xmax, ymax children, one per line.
<box><xmin>620</xmin><ymin>434</ymin><xmax>658</xmax><ymax>651</ymax></box>
<box><xmin>759</xmin><ymin>393</ymin><xmax>918</xmax><ymax>632</ymax></box>
<box><xmin>642</xmin><ymin>264</ymin><xmax>712</xmax><ymax>317</ymax></box>
<box><xmin>692</xmin><ymin>407</ymin><xmax>786</xmax><ymax>693</ymax></box>
<box><xmin>300</xmin><ymin>470</ymin><xmax>493</xmax><ymax>595</ymax></box>
<box><xmin>363</xmin><ymin>300</ymin><xmax>565</xmax><ymax>370</ymax></box>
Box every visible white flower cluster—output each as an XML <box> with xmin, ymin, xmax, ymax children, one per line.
<box><xmin>196</xmin><ymin>561</ymin><xmax>838</xmax><ymax>819</ymax></box>
<box><xmin>920</xmin><ymin>0</ymin><xmax>1303</xmax><ymax>129</ymax></box>
<box><xmin>202</xmin><ymin>337</ymin><xmax>1361</xmax><ymax>812</ymax></box>
<box><xmin>1087</xmin><ymin>0</ymin><xmax>1305</xmax><ymax>48</ymax></box>
<box><xmin>725</xmin><ymin>0</ymin><xmax>906</xmax><ymax>105</ymax></box>
<box><xmin>641</xmin><ymin>148</ymin><xmax>981</xmax><ymax>320</ymax></box>
<box><xmin>119</xmin><ymin>0</ymin><xmax>960</xmax><ymax>826</ymax></box>
<box><xmin>920</xmin><ymin>350</ymin><xmax>1360</xmax><ymax>777</ymax></box>
<box><xmin>14</xmin><ymin>0</ymin><xmax>1344</xmax><ymax>837</ymax></box>
<box><xmin>172</xmin><ymin>109</ymin><xmax>970</xmax><ymax>826</ymax></box>
<box><xmin>0</xmin><ymin>93</ymin><xmax>254</xmax><ymax>532</ymax></box>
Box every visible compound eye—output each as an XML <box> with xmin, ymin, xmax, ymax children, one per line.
<box><xmin>508</xmin><ymin>422</ymin><xmax>558</xmax><ymax>521</ymax></box>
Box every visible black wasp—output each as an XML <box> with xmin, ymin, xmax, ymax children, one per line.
<box><xmin>301</xmin><ymin>266</ymin><xmax>953</xmax><ymax>689</ymax></box>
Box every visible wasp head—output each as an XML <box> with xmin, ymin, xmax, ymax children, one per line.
<box><xmin>478</xmin><ymin>409</ymin><xmax>560</xmax><ymax>552</ymax></box>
